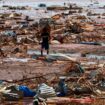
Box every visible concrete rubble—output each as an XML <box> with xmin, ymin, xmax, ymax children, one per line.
<box><xmin>0</xmin><ymin>0</ymin><xmax>105</xmax><ymax>104</ymax></box>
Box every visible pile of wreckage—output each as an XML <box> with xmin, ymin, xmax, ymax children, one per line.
<box><xmin>0</xmin><ymin>13</ymin><xmax>39</xmax><ymax>45</ymax></box>
<box><xmin>0</xmin><ymin>12</ymin><xmax>105</xmax><ymax>46</ymax></box>
<box><xmin>0</xmin><ymin>59</ymin><xmax>105</xmax><ymax>105</ymax></box>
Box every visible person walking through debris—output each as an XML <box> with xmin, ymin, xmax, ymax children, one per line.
<box><xmin>40</xmin><ymin>24</ymin><xmax>51</xmax><ymax>56</ymax></box>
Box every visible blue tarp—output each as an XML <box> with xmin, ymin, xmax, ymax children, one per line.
<box><xmin>19</xmin><ymin>86</ymin><xmax>36</xmax><ymax>97</ymax></box>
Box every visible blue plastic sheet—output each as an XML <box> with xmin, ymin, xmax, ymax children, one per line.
<box><xmin>19</xmin><ymin>85</ymin><xmax>36</xmax><ymax>97</ymax></box>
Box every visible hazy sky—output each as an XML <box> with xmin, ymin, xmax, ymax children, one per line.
<box><xmin>1</xmin><ymin>0</ymin><xmax>105</xmax><ymax>7</ymax></box>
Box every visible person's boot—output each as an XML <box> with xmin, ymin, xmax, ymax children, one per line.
<box><xmin>41</xmin><ymin>50</ymin><xmax>43</xmax><ymax>56</ymax></box>
<box><xmin>47</xmin><ymin>50</ymin><xmax>49</xmax><ymax>55</ymax></box>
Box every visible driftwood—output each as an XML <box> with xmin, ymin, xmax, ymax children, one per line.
<box><xmin>46</xmin><ymin>97</ymin><xmax>94</xmax><ymax>104</ymax></box>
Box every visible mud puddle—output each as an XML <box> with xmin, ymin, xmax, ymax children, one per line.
<box><xmin>27</xmin><ymin>50</ymin><xmax>81</xmax><ymax>57</ymax></box>
<box><xmin>3</xmin><ymin>57</ymin><xmax>30</xmax><ymax>62</ymax></box>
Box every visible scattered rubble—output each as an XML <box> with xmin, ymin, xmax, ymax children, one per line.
<box><xmin>0</xmin><ymin>0</ymin><xmax>105</xmax><ymax>104</ymax></box>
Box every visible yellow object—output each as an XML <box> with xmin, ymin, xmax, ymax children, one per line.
<box><xmin>51</xmin><ymin>14</ymin><xmax>61</xmax><ymax>20</ymax></box>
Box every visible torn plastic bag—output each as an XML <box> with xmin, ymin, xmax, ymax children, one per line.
<box><xmin>36</xmin><ymin>83</ymin><xmax>56</xmax><ymax>99</ymax></box>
